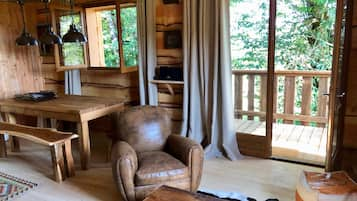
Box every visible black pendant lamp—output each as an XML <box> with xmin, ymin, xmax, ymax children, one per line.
<box><xmin>62</xmin><ymin>0</ymin><xmax>87</xmax><ymax>43</ymax></box>
<box><xmin>16</xmin><ymin>0</ymin><xmax>38</xmax><ymax>46</ymax></box>
<box><xmin>40</xmin><ymin>25</ymin><xmax>63</xmax><ymax>45</ymax></box>
<box><xmin>39</xmin><ymin>1</ymin><xmax>62</xmax><ymax>45</ymax></box>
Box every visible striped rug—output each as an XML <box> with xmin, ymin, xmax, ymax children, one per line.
<box><xmin>0</xmin><ymin>172</ymin><xmax>37</xmax><ymax>201</ymax></box>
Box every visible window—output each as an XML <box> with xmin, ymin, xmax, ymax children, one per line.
<box><xmin>59</xmin><ymin>12</ymin><xmax>85</xmax><ymax>66</ymax></box>
<box><xmin>85</xmin><ymin>3</ymin><xmax>139</xmax><ymax>72</ymax></box>
<box><xmin>54</xmin><ymin>8</ymin><xmax>88</xmax><ymax>70</ymax></box>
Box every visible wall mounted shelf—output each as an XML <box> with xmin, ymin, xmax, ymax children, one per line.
<box><xmin>150</xmin><ymin>80</ymin><xmax>184</xmax><ymax>95</ymax></box>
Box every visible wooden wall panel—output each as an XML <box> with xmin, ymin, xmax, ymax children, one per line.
<box><xmin>31</xmin><ymin>2</ymin><xmax>139</xmax><ymax>103</ymax></box>
<box><xmin>156</xmin><ymin>2</ymin><xmax>182</xmax><ymax>26</ymax></box>
<box><xmin>32</xmin><ymin>2</ymin><xmax>65</xmax><ymax>95</ymax></box>
<box><xmin>341</xmin><ymin>148</ymin><xmax>357</xmax><ymax>181</ymax></box>
<box><xmin>343</xmin><ymin>117</ymin><xmax>357</xmax><ymax>149</ymax></box>
<box><xmin>81</xmin><ymin>70</ymin><xmax>138</xmax><ymax>87</ymax></box>
<box><xmin>341</xmin><ymin>1</ymin><xmax>357</xmax><ymax>181</ymax></box>
<box><xmin>345</xmin><ymin>48</ymin><xmax>357</xmax><ymax>115</ymax></box>
<box><xmin>156</xmin><ymin>0</ymin><xmax>184</xmax><ymax>133</ymax></box>
<box><xmin>0</xmin><ymin>3</ymin><xmax>44</xmax><ymax>99</ymax></box>
<box><xmin>81</xmin><ymin>70</ymin><xmax>139</xmax><ymax>104</ymax></box>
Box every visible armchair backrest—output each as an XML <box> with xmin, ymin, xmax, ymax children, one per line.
<box><xmin>115</xmin><ymin>106</ymin><xmax>171</xmax><ymax>152</ymax></box>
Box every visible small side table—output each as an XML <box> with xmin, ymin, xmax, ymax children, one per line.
<box><xmin>296</xmin><ymin>171</ymin><xmax>357</xmax><ymax>201</ymax></box>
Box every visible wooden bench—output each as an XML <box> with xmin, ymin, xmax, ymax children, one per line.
<box><xmin>0</xmin><ymin>122</ymin><xmax>78</xmax><ymax>182</ymax></box>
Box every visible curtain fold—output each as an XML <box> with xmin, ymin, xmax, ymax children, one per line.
<box><xmin>137</xmin><ymin>0</ymin><xmax>158</xmax><ymax>105</ymax></box>
<box><xmin>181</xmin><ymin>0</ymin><xmax>241</xmax><ymax>160</ymax></box>
<box><xmin>65</xmin><ymin>69</ymin><xmax>81</xmax><ymax>95</ymax></box>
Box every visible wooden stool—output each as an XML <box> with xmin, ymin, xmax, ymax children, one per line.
<box><xmin>0</xmin><ymin>122</ymin><xmax>78</xmax><ymax>183</ymax></box>
<box><xmin>296</xmin><ymin>171</ymin><xmax>357</xmax><ymax>201</ymax></box>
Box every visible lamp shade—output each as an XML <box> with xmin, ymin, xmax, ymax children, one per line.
<box><xmin>40</xmin><ymin>25</ymin><xmax>62</xmax><ymax>45</ymax></box>
<box><xmin>16</xmin><ymin>31</ymin><xmax>38</xmax><ymax>46</ymax></box>
<box><xmin>62</xmin><ymin>24</ymin><xmax>87</xmax><ymax>43</ymax></box>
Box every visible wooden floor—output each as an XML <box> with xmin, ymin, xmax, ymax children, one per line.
<box><xmin>235</xmin><ymin>119</ymin><xmax>327</xmax><ymax>165</ymax></box>
<box><xmin>0</xmin><ymin>138</ymin><xmax>322</xmax><ymax>201</ymax></box>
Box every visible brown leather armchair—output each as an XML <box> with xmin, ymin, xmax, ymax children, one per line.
<box><xmin>111</xmin><ymin>106</ymin><xmax>204</xmax><ymax>201</ymax></box>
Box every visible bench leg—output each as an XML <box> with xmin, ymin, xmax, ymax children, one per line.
<box><xmin>63</xmin><ymin>140</ymin><xmax>75</xmax><ymax>177</ymax></box>
<box><xmin>106</xmin><ymin>140</ymin><xmax>112</xmax><ymax>162</ymax></box>
<box><xmin>0</xmin><ymin>134</ymin><xmax>6</xmax><ymax>157</ymax></box>
<box><xmin>5</xmin><ymin>113</ymin><xmax>20</xmax><ymax>152</ymax></box>
<box><xmin>50</xmin><ymin>144</ymin><xmax>65</xmax><ymax>182</ymax></box>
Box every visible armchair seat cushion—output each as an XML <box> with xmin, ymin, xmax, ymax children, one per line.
<box><xmin>135</xmin><ymin>151</ymin><xmax>189</xmax><ymax>186</ymax></box>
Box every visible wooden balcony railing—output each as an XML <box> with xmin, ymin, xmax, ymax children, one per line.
<box><xmin>233</xmin><ymin>69</ymin><xmax>331</xmax><ymax>127</ymax></box>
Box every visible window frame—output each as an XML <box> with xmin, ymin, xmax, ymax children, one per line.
<box><xmin>84</xmin><ymin>1</ymin><xmax>139</xmax><ymax>73</ymax></box>
<box><xmin>117</xmin><ymin>2</ymin><xmax>138</xmax><ymax>73</ymax></box>
<box><xmin>50</xmin><ymin>5</ymin><xmax>89</xmax><ymax>72</ymax></box>
<box><xmin>86</xmin><ymin>5</ymin><xmax>119</xmax><ymax>68</ymax></box>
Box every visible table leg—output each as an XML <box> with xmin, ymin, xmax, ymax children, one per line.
<box><xmin>50</xmin><ymin>119</ymin><xmax>58</xmax><ymax>129</ymax></box>
<box><xmin>77</xmin><ymin>121</ymin><xmax>90</xmax><ymax>170</ymax></box>
<box><xmin>4</xmin><ymin>113</ymin><xmax>20</xmax><ymax>152</ymax></box>
<box><xmin>0</xmin><ymin>134</ymin><xmax>7</xmax><ymax>157</ymax></box>
<box><xmin>37</xmin><ymin>117</ymin><xmax>46</xmax><ymax>128</ymax></box>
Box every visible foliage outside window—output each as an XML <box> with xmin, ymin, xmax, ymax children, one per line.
<box><xmin>230</xmin><ymin>0</ymin><xmax>269</xmax><ymax>71</ymax></box>
<box><xmin>230</xmin><ymin>0</ymin><xmax>335</xmax><ymax>71</ymax></box>
<box><xmin>101</xmin><ymin>9</ymin><xmax>120</xmax><ymax>67</ymax></box>
<box><xmin>86</xmin><ymin>4</ymin><xmax>138</xmax><ymax>72</ymax></box>
<box><xmin>121</xmin><ymin>6</ymin><xmax>138</xmax><ymax>67</ymax></box>
<box><xmin>57</xmin><ymin>11</ymin><xmax>86</xmax><ymax>67</ymax></box>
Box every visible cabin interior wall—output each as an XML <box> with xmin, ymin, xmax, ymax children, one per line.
<box><xmin>0</xmin><ymin>3</ymin><xmax>44</xmax><ymax>99</ymax></box>
<box><xmin>340</xmin><ymin>0</ymin><xmax>357</xmax><ymax>181</ymax></box>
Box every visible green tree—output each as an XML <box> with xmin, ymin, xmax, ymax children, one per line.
<box><xmin>120</xmin><ymin>7</ymin><xmax>138</xmax><ymax>67</ymax></box>
<box><xmin>101</xmin><ymin>10</ymin><xmax>120</xmax><ymax>67</ymax></box>
<box><xmin>60</xmin><ymin>14</ymin><xmax>85</xmax><ymax>66</ymax></box>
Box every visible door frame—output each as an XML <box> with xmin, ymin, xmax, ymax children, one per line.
<box><xmin>265</xmin><ymin>0</ymin><xmax>277</xmax><ymax>158</ymax></box>
<box><xmin>325</xmin><ymin>0</ymin><xmax>351</xmax><ymax>171</ymax></box>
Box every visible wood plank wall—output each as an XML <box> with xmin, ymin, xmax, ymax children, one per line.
<box><xmin>0</xmin><ymin>3</ymin><xmax>44</xmax><ymax>99</ymax></box>
<box><xmin>341</xmin><ymin>1</ymin><xmax>357</xmax><ymax>181</ymax></box>
<box><xmin>80</xmin><ymin>70</ymin><xmax>139</xmax><ymax>104</ymax></box>
<box><xmin>156</xmin><ymin>0</ymin><xmax>183</xmax><ymax>133</ymax></box>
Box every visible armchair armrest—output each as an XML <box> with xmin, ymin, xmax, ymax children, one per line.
<box><xmin>165</xmin><ymin>134</ymin><xmax>204</xmax><ymax>191</ymax></box>
<box><xmin>111</xmin><ymin>141</ymin><xmax>138</xmax><ymax>201</ymax></box>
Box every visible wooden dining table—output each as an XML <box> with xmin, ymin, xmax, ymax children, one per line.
<box><xmin>0</xmin><ymin>95</ymin><xmax>125</xmax><ymax>170</ymax></box>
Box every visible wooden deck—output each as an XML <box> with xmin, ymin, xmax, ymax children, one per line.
<box><xmin>235</xmin><ymin>119</ymin><xmax>327</xmax><ymax>165</ymax></box>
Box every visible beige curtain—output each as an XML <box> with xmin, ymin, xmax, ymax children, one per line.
<box><xmin>65</xmin><ymin>70</ymin><xmax>81</xmax><ymax>95</ymax></box>
<box><xmin>181</xmin><ymin>0</ymin><xmax>241</xmax><ymax>160</ymax></box>
<box><xmin>137</xmin><ymin>0</ymin><xmax>158</xmax><ymax>105</ymax></box>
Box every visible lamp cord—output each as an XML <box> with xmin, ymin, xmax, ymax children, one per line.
<box><xmin>70</xmin><ymin>0</ymin><xmax>74</xmax><ymax>25</ymax></box>
<box><xmin>45</xmin><ymin>2</ymin><xmax>49</xmax><ymax>26</ymax></box>
<box><xmin>18</xmin><ymin>0</ymin><xmax>26</xmax><ymax>33</ymax></box>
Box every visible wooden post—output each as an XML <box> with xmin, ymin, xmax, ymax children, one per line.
<box><xmin>260</xmin><ymin>75</ymin><xmax>267</xmax><ymax>121</ymax></box>
<box><xmin>301</xmin><ymin>77</ymin><xmax>312</xmax><ymax>125</ymax></box>
<box><xmin>273</xmin><ymin>77</ymin><xmax>278</xmax><ymax>122</ymax></box>
<box><xmin>248</xmin><ymin>75</ymin><xmax>255</xmax><ymax>120</ymax></box>
<box><xmin>317</xmin><ymin>78</ymin><xmax>328</xmax><ymax>127</ymax></box>
<box><xmin>235</xmin><ymin>75</ymin><xmax>243</xmax><ymax>119</ymax></box>
<box><xmin>284</xmin><ymin>76</ymin><xmax>295</xmax><ymax>124</ymax></box>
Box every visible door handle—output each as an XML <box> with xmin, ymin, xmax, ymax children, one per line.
<box><xmin>323</xmin><ymin>92</ymin><xmax>345</xmax><ymax>98</ymax></box>
<box><xmin>336</xmin><ymin>92</ymin><xmax>346</xmax><ymax>98</ymax></box>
